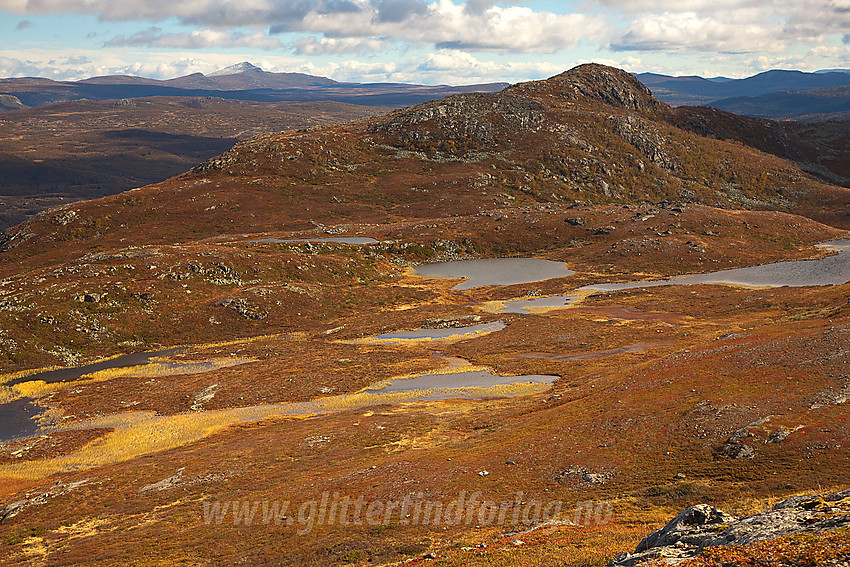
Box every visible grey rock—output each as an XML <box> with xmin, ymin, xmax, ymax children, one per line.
<box><xmin>718</xmin><ymin>439</ymin><xmax>755</xmax><ymax>459</ymax></box>
<box><xmin>634</xmin><ymin>505</ymin><xmax>736</xmax><ymax>554</ymax></box>
<box><xmin>609</xmin><ymin>489</ymin><xmax>850</xmax><ymax>566</ymax></box>
<box><xmin>0</xmin><ymin>479</ymin><xmax>93</xmax><ymax>523</ymax></box>
<box><xmin>52</xmin><ymin>210</ymin><xmax>78</xmax><ymax>225</ymax></box>
<box><xmin>583</xmin><ymin>472</ymin><xmax>608</xmax><ymax>484</ymax></box>
<box><xmin>768</xmin><ymin>427</ymin><xmax>801</xmax><ymax>443</ymax></box>
<box><xmin>217</xmin><ymin>297</ymin><xmax>267</xmax><ymax>320</ymax></box>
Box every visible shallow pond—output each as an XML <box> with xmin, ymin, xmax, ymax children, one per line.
<box><xmin>368</xmin><ymin>321</ymin><xmax>506</xmax><ymax>343</ymax></box>
<box><xmin>248</xmin><ymin>237</ymin><xmax>378</xmax><ymax>244</ymax></box>
<box><xmin>5</xmin><ymin>348</ymin><xmax>184</xmax><ymax>387</ymax></box>
<box><xmin>414</xmin><ymin>258</ymin><xmax>575</xmax><ymax>290</ymax></box>
<box><xmin>0</xmin><ymin>398</ymin><xmax>44</xmax><ymax>442</ymax></box>
<box><xmin>585</xmin><ymin>239</ymin><xmax>850</xmax><ymax>292</ymax></box>
<box><xmin>0</xmin><ymin>351</ymin><xmax>253</xmax><ymax>442</ymax></box>
<box><xmin>371</xmin><ymin>368</ymin><xmax>556</xmax><ymax>397</ymax></box>
<box><xmin>495</xmin><ymin>240</ymin><xmax>850</xmax><ymax>313</ymax></box>
<box><xmin>0</xmin><ymin>363</ymin><xmax>557</xmax><ymax>477</ymax></box>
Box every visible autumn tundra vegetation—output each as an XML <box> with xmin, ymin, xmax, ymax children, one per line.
<box><xmin>0</xmin><ymin>64</ymin><xmax>848</xmax><ymax>565</ymax></box>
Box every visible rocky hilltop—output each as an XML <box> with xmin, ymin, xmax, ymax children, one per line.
<box><xmin>4</xmin><ymin>64</ymin><xmax>849</xmax><ymax>275</ymax></box>
<box><xmin>510</xmin><ymin>64</ymin><xmax>667</xmax><ymax>116</ymax></box>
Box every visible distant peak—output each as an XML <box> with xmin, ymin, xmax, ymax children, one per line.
<box><xmin>207</xmin><ymin>62</ymin><xmax>263</xmax><ymax>77</ymax></box>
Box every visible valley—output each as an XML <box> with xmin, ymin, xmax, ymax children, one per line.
<box><xmin>0</xmin><ymin>98</ymin><xmax>392</xmax><ymax>231</ymax></box>
<box><xmin>0</xmin><ymin>64</ymin><xmax>848</xmax><ymax>566</ymax></box>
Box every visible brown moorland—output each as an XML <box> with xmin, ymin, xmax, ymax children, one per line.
<box><xmin>0</xmin><ymin>97</ymin><xmax>391</xmax><ymax>230</ymax></box>
<box><xmin>0</xmin><ymin>64</ymin><xmax>848</xmax><ymax>566</ymax></box>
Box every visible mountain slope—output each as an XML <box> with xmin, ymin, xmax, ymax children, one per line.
<box><xmin>0</xmin><ymin>98</ymin><xmax>391</xmax><ymax>231</ymax></box>
<box><xmin>0</xmin><ymin>65</ymin><xmax>848</xmax><ymax>567</ymax></box>
<box><xmin>3</xmin><ymin>64</ymin><xmax>849</xmax><ymax>275</ymax></box>
<box><xmin>669</xmin><ymin>105</ymin><xmax>850</xmax><ymax>190</ymax></box>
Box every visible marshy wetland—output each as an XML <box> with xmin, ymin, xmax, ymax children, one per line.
<box><xmin>1</xmin><ymin>206</ymin><xmax>848</xmax><ymax>566</ymax></box>
<box><xmin>4</xmin><ymin>240</ymin><xmax>850</xmax><ymax>446</ymax></box>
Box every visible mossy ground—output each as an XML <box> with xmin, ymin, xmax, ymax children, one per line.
<box><xmin>0</xmin><ymin>201</ymin><xmax>847</xmax><ymax>565</ymax></box>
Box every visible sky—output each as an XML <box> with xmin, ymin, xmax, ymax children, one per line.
<box><xmin>1</xmin><ymin>0</ymin><xmax>850</xmax><ymax>84</ymax></box>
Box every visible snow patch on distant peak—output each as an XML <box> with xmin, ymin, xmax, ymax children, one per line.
<box><xmin>207</xmin><ymin>62</ymin><xmax>263</xmax><ymax>77</ymax></box>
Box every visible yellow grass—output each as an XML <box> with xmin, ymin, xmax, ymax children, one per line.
<box><xmin>185</xmin><ymin>332</ymin><xmax>293</xmax><ymax>350</ymax></box>
<box><xmin>0</xmin><ymin>331</ymin><xmax>284</xmax><ymax>388</ymax></box>
<box><xmin>0</xmin><ymin>378</ymin><xmax>548</xmax><ymax>480</ymax></box>
<box><xmin>480</xmin><ymin>289</ymin><xmax>598</xmax><ymax>314</ymax></box>
<box><xmin>478</xmin><ymin>299</ymin><xmax>508</xmax><ymax>313</ymax></box>
<box><xmin>341</xmin><ymin>327</ymin><xmax>502</xmax><ymax>345</ymax></box>
<box><xmin>0</xmin><ymin>358</ymin><xmax>255</xmax><ymax>405</ymax></box>
<box><xmin>0</xmin><ymin>366</ymin><xmax>63</xmax><ymax>387</ymax></box>
<box><xmin>78</xmin><ymin>357</ymin><xmax>255</xmax><ymax>381</ymax></box>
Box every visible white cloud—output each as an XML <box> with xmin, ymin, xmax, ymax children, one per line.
<box><xmin>611</xmin><ymin>11</ymin><xmax>787</xmax><ymax>53</ymax></box>
<box><xmin>295</xmin><ymin>59</ymin><xmax>401</xmax><ymax>82</ymax></box>
<box><xmin>0</xmin><ymin>0</ymin><xmax>608</xmax><ymax>54</ymax></box>
<box><xmin>3</xmin><ymin>0</ymin><xmax>850</xmax><ymax>81</ymax></box>
<box><xmin>747</xmin><ymin>53</ymin><xmax>839</xmax><ymax>73</ymax></box>
<box><xmin>784</xmin><ymin>0</ymin><xmax>850</xmax><ymax>37</ymax></box>
<box><xmin>106</xmin><ymin>28</ymin><xmax>283</xmax><ymax>50</ymax></box>
<box><xmin>248</xmin><ymin>50</ymin><xmax>567</xmax><ymax>84</ymax></box>
<box><xmin>598</xmin><ymin>0</ymin><xmax>850</xmax><ymax>56</ymax></box>
<box><xmin>810</xmin><ymin>45</ymin><xmax>850</xmax><ymax>59</ymax></box>
<box><xmin>592</xmin><ymin>0</ymin><xmax>766</xmax><ymax>10</ymax></box>
<box><xmin>293</xmin><ymin>36</ymin><xmax>394</xmax><ymax>55</ymax></box>
<box><xmin>285</xmin><ymin>1</ymin><xmax>608</xmax><ymax>53</ymax></box>
<box><xmin>408</xmin><ymin>50</ymin><xmax>566</xmax><ymax>84</ymax></box>
<box><xmin>0</xmin><ymin>0</ymin><xmax>358</xmax><ymax>28</ymax></box>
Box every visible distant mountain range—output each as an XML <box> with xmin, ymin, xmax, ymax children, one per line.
<box><xmin>4</xmin><ymin>64</ymin><xmax>850</xmax><ymax>122</ymax></box>
<box><xmin>635</xmin><ymin>69</ymin><xmax>850</xmax><ymax>106</ymax></box>
<box><xmin>0</xmin><ymin>61</ymin><xmax>508</xmax><ymax>110</ymax></box>
<box><xmin>710</xmin><ymin>85</ymin><xmax>850</xmax><ymax>121</ymax></box>
<box><xmin>635</xmin><ymin>69</ymin><xmax>850</xmax><ymax>121</ymax></box>
<box><xmin>78</xmin><ymin>61</ymin><xmax>341</xmax><ymax>91</ymax></box>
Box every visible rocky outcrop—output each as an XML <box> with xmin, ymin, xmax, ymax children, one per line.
<box><xmin>510</xmin><ymin>63</ymin><xmax>669</xmax><ymax>116</ymax></box>
<box><xmin>0</xmin><ymin>479</ymin><xmax>93</xmax><ymax>523</ymax></box>
<box><xmin>609</xmin><ymin>114</ymin><xmax>680</xmax><ymax>172</ymax></box>
<box><xmin>217</xmin><ymin>297</ymin><xmax>267</xmax><ymax>320</ymax></box>
<box><xmin>611</xmin><ymin>489</ymin><xmax>850</xmax><ymax>565</ymax></box>
<box><xmin>369</xmin><ymin>92</ymin><xmax>546</xmax><ymax>155</ymax></box>
<box><xmin>369</xmin><ymin>64</ymin><xmax>672</xmax><ymax>159</ymax></box>
<box><xmin>0</xmin><ymin>94</ymin><xmax>26</xmax><ymax>110</ymax></box>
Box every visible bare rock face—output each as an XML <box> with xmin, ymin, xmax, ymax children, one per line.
<box><xmin>0</xmin><ymin>94</ymin><xmax>26</xmax><ymax>110</ymax></box>
<box><xmin>509</xmin><ymin>63</ymin><xmax>669</xmax><ymax>116</ymax></box>
<box><xmin>610</xmin><ymin>489</ymin><xmax>850</xmax><ymax>566</ymax></box>
<box><xmin>635</xmin><ymin>505</ymin><xmax>736</xmax><ymax>553</ymax></box>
